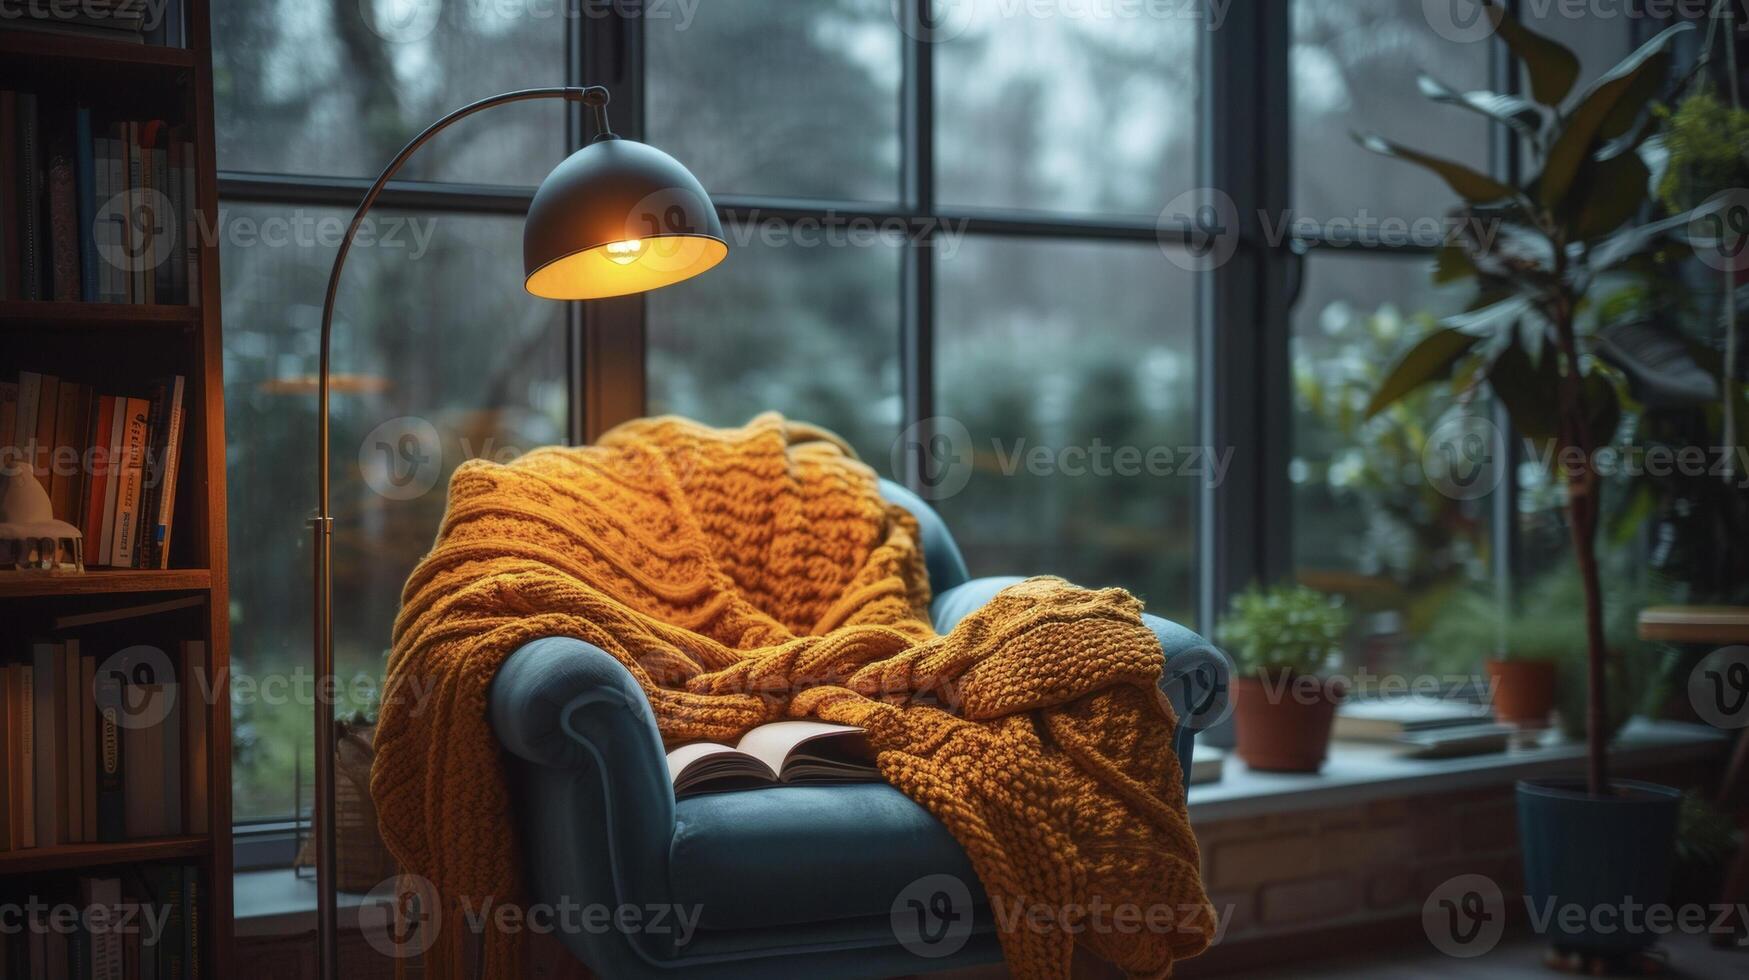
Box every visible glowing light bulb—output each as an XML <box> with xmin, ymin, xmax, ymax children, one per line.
<box><xmin>604</xmin><ymin>240</ymin><xmax>644</xmax><ymax>265</ymax></box>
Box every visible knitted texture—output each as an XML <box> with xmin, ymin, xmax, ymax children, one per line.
<box><xmin>370</xmin><ymin>413</ymin><xmax>1214</xmax><ymax>979</ymax></box>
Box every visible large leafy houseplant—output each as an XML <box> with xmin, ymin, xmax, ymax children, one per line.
<box><xmin>1357</xmin><ymin>3</ymin><xmax>1706</xmax><ymax>797</ymax></box>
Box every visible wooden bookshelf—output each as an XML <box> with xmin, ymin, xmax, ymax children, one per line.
<box><xmin>2</xmin><ymin>4</ymin><xmax>233</xmax><ymax>977</ymax></box>
<box><xmin>0</xmin><ymin>836</ymin><xmax>211</xmax><ymax>876</ymax></box>
<box><xmin>0</xmin><ymin>300</ymin><xmax>202</xmax><ymax>328</ymax></box>
<box><xmin>0</xmin><ymin>568</ymin><xmax>211</xmax><ymax>598</ymax></box>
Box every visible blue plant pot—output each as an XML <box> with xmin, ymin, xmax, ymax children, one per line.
<box><xmin>1516</xmin><ymin>778</ymin><xmax>1681</xmax><ymax>954</ymax></box>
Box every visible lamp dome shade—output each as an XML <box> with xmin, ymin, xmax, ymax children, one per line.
<box><xmin>523</xmin><ymin>138</ymin><xmax>727</xmax><ymax>300</ymax></box>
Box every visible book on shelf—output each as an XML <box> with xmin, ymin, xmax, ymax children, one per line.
<box><xmin>0</xmin><ymin>0</ymin><xmax>187</xmax><ymax>48</ymax></box>
<box><xmin>666</xmin><ymin>720</ymin><xmax>880</xmax><ymax>796</ymax></box>
<box><xmin>2</xmin><ymin>635</ymin><xmax>203</xmax><ymax>852</ymax></box>
<box><xmin>1332</xmin><ymin>696</ymin><xmax>1493</xmax><ymax>743</ymax></box>
<box><xmin>0</xmin><ymin>863</ymin><xmax>202</xmax><ymax>979</ymax></box>
<box><xmin>3</xmin><ymin>369</ymin><xmax>185</xmax><ymax>570</ymax></box>
<box><xmin>1187</xmin><ymin>746</ymin><xmax>1224</xmax><ymax>786</ymax></box>
<box><xmin>1</xmin><ymin>88</ymin><xmax>199</xmax><ymax>304</ymax></box>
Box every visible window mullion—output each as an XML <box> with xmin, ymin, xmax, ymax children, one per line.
<box><xmin>900</xmin><ymin>0</ymin><xmax>937</xmax><ymax>492</ymax></box>
<box><xmin>580</xmin><ymin>0</ymin><xmax>649</xmax><ymax>440</ymax></box>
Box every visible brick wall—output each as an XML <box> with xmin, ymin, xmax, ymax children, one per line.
<box><xmin>1183</xmin><ymin>758</ymin><xmax>1715</xmax><ymax>974</ymax></box>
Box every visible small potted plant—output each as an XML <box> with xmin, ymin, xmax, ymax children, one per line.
<box><xmin>1426</xmin><ymin>589</ymin><xmax>1559</xmax><ymax>727</ymax></box>
<box><xmin>1218</xmin><ymin>584</ymin><xmax>1350</xmax><ymax>773</ymax></box>
<box><xmin>1488</xmin><ymin>618</ymin><xmax>1562</xmax><ymax>729</ymax></box>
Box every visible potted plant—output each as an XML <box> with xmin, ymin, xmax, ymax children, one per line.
<box><xmin>1425</xmin><ymin>588</ymin><xmax>1560</xmax><ymax>727</ymax></box>
<box><xmin>1360</xmin><ymin>3</ymin><xmax>1702</xmax><ymax>964</ymax></box>
<box><xmin>1217</xmin><ymin>584</ymin><xmax>1349</xmax><ymax>773</ymax></box>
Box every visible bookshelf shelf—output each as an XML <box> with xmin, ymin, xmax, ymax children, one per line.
<box><xmin>0</xmin><ymin>30</ymin><xmax>196</xmax><ymax>71</ymax></box>
<box><xmin>0</xmin><ymin>568</ymin><xmax>212</xmax><ymax>598</ymax></box>
<box><xmin>0</xmin><ymin>836</ymin><xmax>211</xmax><ymax>876</ymax></box>
<box><xmin>0</xmin><ymin>300</ymin><xmax>201</xmax><ymax>329</ymax></box>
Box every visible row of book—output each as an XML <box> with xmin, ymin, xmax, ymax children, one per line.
<box><xmin>0</xmin><ymin>0</ymin><xmax>187</xmax><ymax>47</ymax></box>
<box><xmin>0</xmin><ymin>617</ymin><xmax>209</xmax><ymax>851</ymax></box>
<box><xmin>1</xmin><ymin>91</ymin><xmax>201</xmax><ymax>304</ymax></box>
<box><xmin>2</xmin><ymin>371</ymin><xmax>186</xmax><ymax>569</ymax></box>
<box><xmin>0</xmin><ymin>865</ymin><xmax>200</xmax><ymax>979</ymax></box>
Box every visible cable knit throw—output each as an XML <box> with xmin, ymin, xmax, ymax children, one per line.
<box><xmin>371</xmin><ymin>413</ymin><xmax>1214</xmax><ymax>979</ymax></box>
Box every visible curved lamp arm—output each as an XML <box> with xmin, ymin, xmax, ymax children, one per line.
<box><xmin>309</xmin><ymin>84</ymin><xmax>603</xmax><ymax>980</ymax></box>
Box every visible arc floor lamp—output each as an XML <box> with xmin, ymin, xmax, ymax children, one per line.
<box><xmin>310</xmin><ymin>85</ymin><xmax>726</xmax><ymax>980</ymax></box>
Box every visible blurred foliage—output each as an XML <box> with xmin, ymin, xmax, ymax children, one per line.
<box><xmin>1656</xmin><ymin>91</ymin><xmax>1749</xmax><ymax>213</ymax></box>
<box><xmin>1293</xmin><ymin>302</ymin><xmax>1489</xmax><ymax>661</ymax></box>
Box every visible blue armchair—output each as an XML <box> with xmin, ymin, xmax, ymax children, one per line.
<box><xmin>487</xmin><ymin>480</ymin><xmax>1230</xmax><ymax>979</ymax></box>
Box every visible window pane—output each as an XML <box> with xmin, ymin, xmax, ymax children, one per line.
<box><xmin>647</xmin><ymin>0</ymin><xmax>902</xmax><ymax>202</ymax></box>
<box><xmin>647</xmin><ymin>231</ymin><xmax>902</xmax><ymax>465</ymax></box>
<box><xmin>1521</xmin><ymin>5</ymin><xmax>1634</xmax><ymax>90</ymax></box>
<box><xmin>936</xmin><ymin>0</ymin><xmax>1200</xmax><ymax>216</ymax></box>
<box><xmin>1292</xmin><ymin>0</ymin><xmax>1490</xmax><ymax>224</ymax></box>
<box><xmin>1290</xmin><ymin>252</ymin><xmax>1492</xmax><ymax>677</ymax></box>
<box><xmin>934</xmin><ymin>238</ymin><xmax>1198</xmax><ymax>623</ymax></box>
<box><xmin>221</xmin><ymin>205</ymin><xmax>567</xmax><ymax>821</ymax></box>
<box><xmin>213</xmin><ymin>1</ymin><xmax>566</xmax><ymax>184</ymax></box>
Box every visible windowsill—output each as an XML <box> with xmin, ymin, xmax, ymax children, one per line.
<box><xmin>234</xmin><ymin>869</ymin><xmax>385</xmax><ymax>938</ymax></box>
<box><xmin>1186</xmin><ymin>719</ymin><xmax>1728</xmax><ymax>822</ymax></box>
<box><xmin>234</xmin><ymin>720</ymin><xmax>1729</xmax><ymax>936</ymax></box>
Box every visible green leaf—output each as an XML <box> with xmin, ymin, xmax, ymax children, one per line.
<box><xmin>1572</xmin><ymin>145</ymin><xmax>1652</xmax><ymax>240</ymax></box>
<box><xmin>1445</xmin><ymin>295</ymin><xmax>1533</xmax><ymax>338</ymax></box>
<box><xmin>1590</xmin><ymin>204</ymin><xmax>1713</xmax><ymax>270</ymax></box>
<box><xmin>1485</xmin><ymin>1</ymin><xmax>1580</xmax><ymax>107</ymax></box>
<box><xmin>1354</xmin><ymin>133</ymin><xmax>1517</xmax><ymax>203</ymax></box>
<box><xmin>1364</xmin><ymin>327</ymin><xmax>1482</xmax><ymax>418</ymax></box>
<box><xmin>1434</xmin><ymin>243</ymin><xmax>1478</xmax><ymax>284</ymax></box>
<box><xmin>1488</xmin><ymin>341</ymin><xmax>1562</xmax><ymax>443</ymax></box>
<box><xmin>1582</xmin><ymin>372</ymin><xmax>1622</xmax><ymax>447</ymax></box>
<box><xmin>1416</xmin><ymin>73</ymin><xmax>1548</xmax><ymax>142</ymax></box>
<box><xmin>1538</xmin><ymin>23</ymin><xmax>1692</xmax><ymax>212</ymax></box>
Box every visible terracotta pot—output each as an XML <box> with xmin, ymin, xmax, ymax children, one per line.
<box><xmin>1484</xmin><ymin>658</ymin><xmax>1557</xmax><ymax>727</ymax></box>
<box><xmin>1233</xmin><ymin>673</ymin><xmax>1344</xmax><ymax>773</ymax></box>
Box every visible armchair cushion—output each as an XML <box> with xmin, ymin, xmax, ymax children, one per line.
<box><xmin>671</xmin><ymin>783</ymin><xmax>982</xmax><ymax>932</ymax></box>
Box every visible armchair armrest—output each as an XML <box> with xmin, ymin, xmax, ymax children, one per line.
<box><xmin>488</xmin><ymin>636</ymin><xmax>677</xmax><ymax>916</ymax></box>
<box><xmin>930</xmin><ymin>577</ymin><xmax>1224</xmax><ymax>791</ymax></box>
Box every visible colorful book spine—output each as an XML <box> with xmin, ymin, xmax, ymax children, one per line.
<box><xmin>31</xmin><ymin>642</ymin><xmax>60</xmax><ymax>848</ymax></box>
<box><xmin>47</xmin><ymin>152</ymin><xmax>78</xmax><ymax>301</ymax></box>
<box><xmin>16</xmin><ymin>664</ymin><xmax>34</xmax><ymax>849</ymax></box>
<box><xmin>151</xmin><ymin>376</ymin><xmax>184</xmax><ymax>567</ymax></box>
<box><xmin>17</xmin><ymin>93</ymin><xmax>41</xmax><ymax>300</ymax></box>
<box><xmin>99</xmin><ymin>396</ymin><xmax>126</xmax><ymax>566</ymax></box>
<box><xmin>111</xmin><ymin>396</ymin><xmax>149</xmax><ymax>568</ymax></box>
<box><xmin>0</xmin><ymin>90</ymin><xmax>18</xmax><ymax>300</ymax></box>
<box><xmin>95</xmin><ymin>666</ymin><xmax>124</xmax><ymax>843</ymax></box>
<box><xmin>76</xmin><ymin>107</ymin><xmax>98</xmax><ymax>301</ymax></box>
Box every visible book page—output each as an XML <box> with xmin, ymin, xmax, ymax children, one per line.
<box><xmin>734</xmin><ymin>721</ymin><xmax>866</xmax><ymax>776</ymax></box>
<box><xmin>666</xmin><ymin>742</ymin><xmax>755</xmax><ymax>785</ymax></box>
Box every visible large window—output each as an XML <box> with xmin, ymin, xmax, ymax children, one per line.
<box><xmin>214</xmin><ymin>1</ymin><xmax>1642</xmax><ymax>829</ymax></box>
<box><xmin>214</xmin><ymin>2</ymin><xmax>573</xmax><ymax>825</ymax></box>
<box><xmin>647</xmin><ymin>0</ymin><xmax>1204</xmax><ymax>622</ymax></box>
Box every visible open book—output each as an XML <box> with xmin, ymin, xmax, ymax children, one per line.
<box><xmin>665</xmin><ymin>721</ymin><xmax>879</xmax><ymax>796</ymax></box>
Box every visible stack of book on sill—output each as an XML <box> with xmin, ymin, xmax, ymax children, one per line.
<box><xmin>0</xmin><ymin>0</ymin><xmax>186</xmax><ymax>46</ymax></box>
<box><xmin>0</xmin><ymin>865</ymin><xmax>201</xmax><ymax>977</ymax></box>
<box><xmin>2</xmin><ymin>372</ymin><xmax>186</xmax><ymax>569</ymax></box>
<box><xmin>1</xmin><ymin>598</ymin><xmax>210</xmax><ymax>851</ymax></box>
<box><xmin>2</xmin><ymin>91</ymin><xmax>201</xmax><ymax>303</ymax></box>
<box><xmin>1334</xmin><ymin>697</ymin><xmax>1512</xmax><ymax>759</ymax></box>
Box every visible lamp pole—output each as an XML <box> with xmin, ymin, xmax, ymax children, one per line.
<box><xmin>310</xmin><ymin>86</ymin><xmax>598</xmax><ymax>980</ymax></box>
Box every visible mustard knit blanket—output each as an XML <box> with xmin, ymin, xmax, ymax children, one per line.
<box><xmin>370</xmin><ymin>413</ymin><xmax>1214</xmax><ymax>978</ymax></box>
